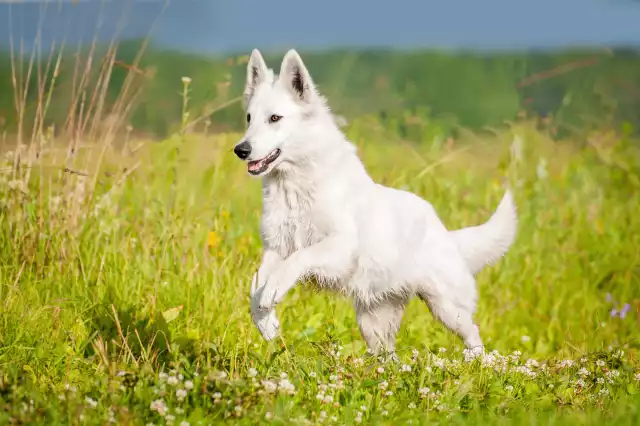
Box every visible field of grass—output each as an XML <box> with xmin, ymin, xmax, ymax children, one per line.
<box><xmin>0</xmin><ymin>17</ymin><xmax>639</xmax><ymax>421</ymax></box>
<box><xmin>1</xmin><ymin>89</ymin><xmax>640</xmax><ymax>425</ymax></box>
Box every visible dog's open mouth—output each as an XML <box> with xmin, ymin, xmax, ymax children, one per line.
<box><xmin>248</xmin><ymin>149</ymin><xmax>281</xmax><ymax>175</ymax></box>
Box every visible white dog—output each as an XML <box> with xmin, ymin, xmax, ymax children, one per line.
<box><xmin>235</xmin><ymin>49</ymin><xmax>517</xmax><ymax>357</ymax></box>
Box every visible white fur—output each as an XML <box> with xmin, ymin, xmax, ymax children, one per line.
<box><xmin>237</xmin><ymin>49</ymin><xmax>518</xmax><ymax>356</ymax></box>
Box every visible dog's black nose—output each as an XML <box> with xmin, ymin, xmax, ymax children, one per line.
<box><xmin>234</xmin><ymin>141</ymin><xmax>252</xmax><ymax>160</ymax></box>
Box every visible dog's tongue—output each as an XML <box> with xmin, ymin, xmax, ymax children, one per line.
<box><xmin>248</xmin><ymin>159</ymin><xmax>265</xmax><ymax>173</ymax></box>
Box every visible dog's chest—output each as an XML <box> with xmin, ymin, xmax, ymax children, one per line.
<box><xmin>260</xmin><ymin>181</ymin><xmax>323</xmax><ymax>258</ymax></box>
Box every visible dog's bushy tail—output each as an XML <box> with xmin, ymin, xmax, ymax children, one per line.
<box><xmin>450</xmin><ymin>189</ymin><xmax>517</xmax><ymax>275</ymax></box>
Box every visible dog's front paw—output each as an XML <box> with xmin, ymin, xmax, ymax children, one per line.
<box><xmin>252</xmin><ymin>306</ymin><xmax>280</xmax><ymax>341</ymax></box>
<box><xmin>257</xmin><ymin>284</ymin><xmax>278</xmax><ymax>311</ymax></box>
<box><xmin>250</xmin><ymin>273</ymin><xmax>280</xmax><ymax>341</ymax></box>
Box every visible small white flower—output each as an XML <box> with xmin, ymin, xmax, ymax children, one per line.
<box><xmin>247</xmin><ymin>368</ymin><xmax>258</xmax><ymax>378</ymax></box>
<box><xmin>419</xmin><ymin>387</ymin><xmax>430</xmax><ymax>398</ymax></box>
<box><xmin>521</xmin><ymin>335</ymin><xmax>531</xmax><ymax>343</ymax></box>
<box><xmin>182</xmin><ymin>76</ymin><xmax>192</xmax><ymax>84</ymax></box>
<box><xmin>382</xmin><ymin>410</ymin><xmax>389</xmax><ymax>416</ymax></box>
<box><xmin>261</xmin><ymin>380</ymin><xmax>278</xmax><ymax>393</ymax></box>
<box><xmin>165</xmin><ymin>414</ymin><xmax>175</xmax><ymax>424</ymax></box>
<box><xmin>505</xmin><ymin>385</ymin><xmax>514</xmax><ymax>392</ymax></box>
<box><xmin>309</xmin><ymin>372</ymin><xmax>317</xmax><ymax>378</ymax></box>
<box><xmin>265</xmin><ymin>412</ymin><xmax>274</xmax><ymax>420</ymax></box>
<box><xmin>596</xmin><ymin>360</ymin><xmax>605</xmax><ymax>367</ymax></box>
<box><xmin>184</xmin><ymin>380</ymin><xmax>194</xmax><ymax>390</ymax></box>
<box><xmin>167</xmin><ymin>376</ymin><xmax>179</xmax><ymax>386</ymax></box>
<box><xmin>578</xmin><ymin>367</ymin><xmax>590</xmax><ymax>377</ymax></box>
<box><xmin>329</xmin><ymin>374</ymin><xmax>338</xmax><ymax>382</ymax></box>
<box><xmin>85</xmin><ymin>397</ymin><xmax>97</xmax><ymax>408</ymax></box>
<box><xmin>278</xmin><ymin>378</ymin><xmax>296</xmax><ymax>395</ymax></box>
<box><xmin>384</xmin><ymin>390</ymin><xmax>393</xmax><ymax>396</ymax></box>
<box><xmin>378</xmin><ymin>380</ymin><xmax>389</xmax><ymax>390</ymax></box>
<box><xmin>408</xmin><ymin>402</ymin><xmax>416</xmax><ymax>409</ymax></box>
<box><xmin>438</xmin><ymin>347</ymin><xmax>447</xmax><ymax>353</ymax></box>
<box><xmin>176</xmin><ymin>389</ymin><xmax>187</xmax><ymax>401</ymax></box>
<box><xmin>376</xmin><ymin>367</ymin><xmax>385</xmax><ymax>374</ymax></box>
<box><xmin>400</xmin><ymin>364</ymin><xmax>412</xmax><ymax>373</ymax></box>
<box><xmin>635</xmin><ymin>373</ymin><xmax>640</xmax><ymax>381</ymax></box>
<box><xmin>150</xmin><ymin>399</ymin><xmax>168</xmax><ymax>416</ymax></box>
<box><xmin>212</xmin><ymin>392</ymin><xmax>222</xmax><ymax>400</ymax></box>
<box><xmin>558</xmin><ymin>359</ymin><xmax>574</xmax><ymax>369</ymax></box>
<box><xmin>180</xmin><ymin>422</ymin><xmax>190</xmax><ymax>426</ymax></box>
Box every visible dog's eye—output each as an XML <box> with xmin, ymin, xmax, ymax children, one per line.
<box><xmin>269</xmin><ymin>114</ymin><xmax>282</xmax><ymax>123</ymax></box>
<box><xmin>246</xmin><ymin>113</ymin><xmax>251</xmax><ymax>124</ymax></box>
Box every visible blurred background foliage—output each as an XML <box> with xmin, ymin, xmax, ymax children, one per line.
<box><xmin>1</xmin><ymin>39</ymin><xmax>638</xmax><ymax>142</ymax></box>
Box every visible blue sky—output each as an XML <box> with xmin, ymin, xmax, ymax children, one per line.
<box><xmin>1</xmin><ymin>0</ymin><xmax>640</xmax><ymax>54</ymax></box>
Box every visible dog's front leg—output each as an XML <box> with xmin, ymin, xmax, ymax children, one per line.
<box><xmin>250</xmin><ymin>249</ymin><xmax>283</xmax><ymax>341</ymax></box>
<box><xmin>257</xmin><ymin>236</ymin><xmax>354</xmax><ymax>311</ymax></box>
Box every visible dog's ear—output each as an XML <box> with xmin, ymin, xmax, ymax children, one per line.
<box><xmin>244</xmin><ymin>49</ymin><xmax>268</xmax><ymax>107</ymax></box>
<box><xmin>279</xmin><ymin>49</ymin><xmax>317</xmax><ymax>103</ymax></box>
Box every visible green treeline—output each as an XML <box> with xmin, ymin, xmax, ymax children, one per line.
<box><xmin>1</xmin><ymin>39</ymin><xmax>639</xmax><ymax>139</ymax></box>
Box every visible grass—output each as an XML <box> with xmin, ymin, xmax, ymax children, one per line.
<box><xmin>0</xmin><ymin>21</ymin><xmax>640</xmax><ymax>424</ymax></box>
<box><xmin>1</xmin><ymin>110</ymin><xmax>639</xmax><ymax>425</ymax></box>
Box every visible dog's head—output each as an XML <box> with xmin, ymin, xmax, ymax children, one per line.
<box><xmin>234</xmin><ymin>49</ymin><xmax>327</xmax><ymax>177</ymax></box>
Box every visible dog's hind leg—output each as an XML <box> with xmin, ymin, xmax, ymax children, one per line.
<box><xmin>417</xmin><ymin>277</ymin><xmax>484</xmax><ymax>357</ymax></box>
<box><xmin>355</xmin><ymin>297</ymin><xmax>407</xmax><ymax>359</ymax></box>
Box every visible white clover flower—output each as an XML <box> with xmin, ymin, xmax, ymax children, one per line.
<box><xmin>578</xmin><ymin>368</ymin><xmax>590</xmax><ymax>377</ymax></box>
<box><xmin>261</xmin><ymin>380</ymin><xmax>278</xmax><ymax>393</ymax></box>
<box><xmin>184</xmin><ymin>380</ymin><xmax>194</xmax><ymax>390</ymax></box>
<box><xmin>278</xmin><ymin>378</ymin><xmax>296</xmax><ymax>395</ymax></box>
<box><xmin>419</xmin><ymin>387</ymin><xmax>430</xmax><ymax>398</ymax></box>
<box><xmin>150</xmin><ymin>399</ymin><xmax>168</xmax><ymax>416</ymax></box>
<box><xmin>176</xmin><ymin>389</ymin><xmax>187</xmax><ymax>401</ymax></box>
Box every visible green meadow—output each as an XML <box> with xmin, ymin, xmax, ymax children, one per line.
<box><xmin>0</xmin><ymin>36</ymin><xmax>639</xmax><ymax>425</ymax></box>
